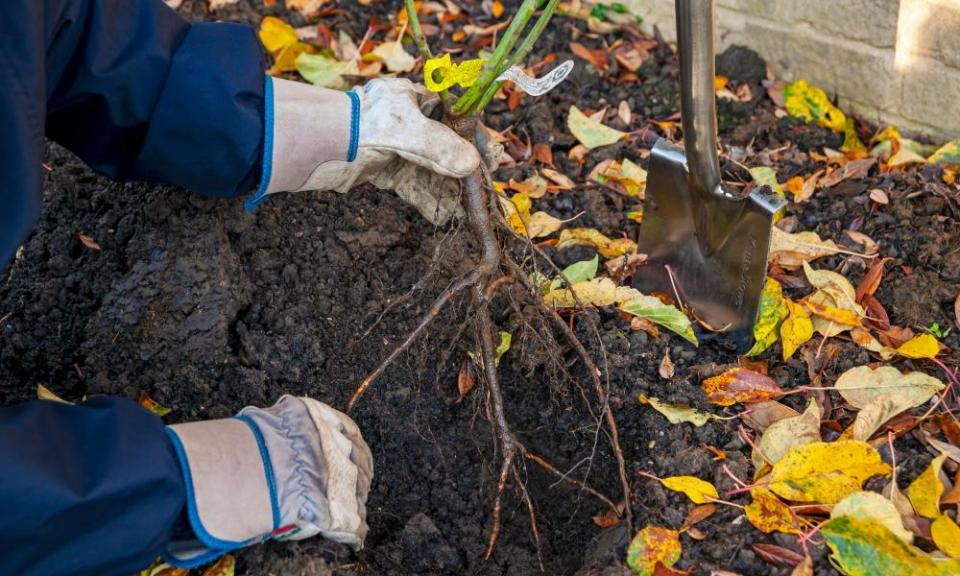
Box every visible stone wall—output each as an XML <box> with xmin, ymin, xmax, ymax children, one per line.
<box><xmin>622</xmin><ymin>0</ymin><xmax>960</xmax><ymax>140</ymax></box>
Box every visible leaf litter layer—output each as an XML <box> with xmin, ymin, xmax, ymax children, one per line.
<box><xmin>0</xmin><ymin>0</ymin><xmax>959</xmax><ymax>575</ymax></box>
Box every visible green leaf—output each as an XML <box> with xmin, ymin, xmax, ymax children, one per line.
<box><xmin>822</xmin><ymin>516</ymin><xmax>960</xmax><ymax>576</ymax></box>
<box><xmin>928</xmin><ymin>139</ymin><xmax>960</xmax><ymax>166</ymax></box>
<box><xmin>620</xmin><ymin>295</ymin><xmax>698</xmax><ymax>346</ymax></box>
<box><xmin>639</xmin><ymin>395</ymin><xmax>714</xmax><ymax>427</ymax></box>
<box><xmin>494</xmin><ymin>331</ymin><xmax>512</xmax><ymax>367</ymax></box>
<box><xmin>567</xmin><ymin>106</ymin><xmax>627</xmax><ymax>149</ymax></box>
<box><xmin>831</xmin><ymin>491</ymin><xmax>914</xmax><ymax>544</ymax></box>
<box><xmin>747</xmin><ymin>278</ymin><xmax>787</xmax><ymax>356</ymax></box>
<box><xmin>749</xmin><ymin>166</ymin><xmax>784</xmax><ymax>198</ymax></box>
<box><xmin>295</xmin><ymin>53</ymin><xmax>359</xmax><ymax>89</ymax></box>
<box><xmin>559</xmin><ymin>255</ymin><xmax>599</xmax><ymax>285</ymax></box>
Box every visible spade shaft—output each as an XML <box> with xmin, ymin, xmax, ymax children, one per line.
<box><xmin>632</xmin><ymin>0</ymin><xmax>785</xmax><ymax>352</ymax></box>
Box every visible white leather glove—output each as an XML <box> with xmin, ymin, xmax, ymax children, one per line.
<box><xmin>163</xmin><ymin>396</ymin><xmax>372</xmax><ymax>568</ymax></box>
<box><xmin>245</xmin><ymin>77</ymin><xmax>482</xmax><ymax>225</ymax></box>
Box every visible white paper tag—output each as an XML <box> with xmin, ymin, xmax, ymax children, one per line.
<box><xmin>495</xmin><ymin>60</ymin><xmax>574</xmax><ymax>96</ymax></box>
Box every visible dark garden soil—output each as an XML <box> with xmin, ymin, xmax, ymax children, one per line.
<box><xmin>1</xmin><ymin>1</ymin><xmax>958</xmax><ymax>575</ymax></box>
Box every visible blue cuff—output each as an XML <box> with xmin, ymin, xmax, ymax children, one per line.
<box><xmin>243</xmin><ymin>75</ymin><xmax>276</xmax><ymax>212</ymax></box>
<box><xmin>346</xmin><ymin>90</ymin><xmax>360</xmax><ymax>162</ymax></box>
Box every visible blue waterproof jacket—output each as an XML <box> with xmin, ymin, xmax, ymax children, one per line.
<box><xmin>1</xmin><ymin>0</ymin><xmax>268</xmax><ymax>573</ymax></box>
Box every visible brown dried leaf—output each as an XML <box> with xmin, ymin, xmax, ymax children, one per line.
<box><xmin>569</xmin><ymin>42</ymin><xmax>608</xmax><ymax>71</ymax></box>
<box><xmin>954</xmin><ymin>293</ymin><xmax>959</xmax><ymax>330</ymax></box>
<box><xmin>456</xmin><ymin>360</ymin><xmax>475</xmax><ymax>402</ymax></box>
<box><xmin>868</xmin><ymin>188</ymin><xmax>889</xmax><ymax>205</ymax></box>
<box><xmin>855</xmin><ymin>258</ymin><xmax>889</xmax><ymax>303</ymax></box>
<box><xmin>743</xmin><ymin>401</ymin><xmax>800</xmax><ymax>432</ymax></box>
<box><xmin>541</xmin><ymin>168</ymin><xmax>575</xmax><ymax>189</ymax></box>
<box><xmin>532</xmin><ymin>143</ymin><xmax>554</xmax><ymax>166</ymax></box>
<box><xmin>752</xmin><ymin>543</ymin><xmax>804</xmax><ymax>567</ymax></box>
<box><xmin>681</xmin><ymin>504</ymin><xmax>716</xmax><ymax>530</ymax></box>
<box><xmin>659</xmin><ymin>351</ymin><xmax>675</xmax><ymax>379</ymax></box>
<box><xmin>820</xmin><ymin>157</ymin><xmax>876</xmax><ymax>188</ymax></box>
<box><xmin>791</xmin><ymin>555</ymin><xmax>813</xmax><ymax>576</ymax></box>
<box><xmin>79</xmin><ymin>233</ymin><xmax>101</xmax><ymax>251</ymax></box>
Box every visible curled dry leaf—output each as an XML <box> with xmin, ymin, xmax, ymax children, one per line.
<box><xmin>78</xmin><ymin>234</ymin><xmax>101</xmax><ymax>251</ymax></box>
<box><xmin>790</xmin><ymin>555</ymin><xmax>813</xmax><ymax>576</ymax></box>
<box><xmin>850</xmin><ymin>394</ymin><xmax>916</xmax><ymax>441</ymax></box>
<box><xmin>745</xmin><ymin>487</ymin><xmax>800</xmax><ymax>534</ymax></box>
<box><xmin>868</xmin><ymin>188</ymin><xmax>890</xmax><ymax>205</ymax></box>
<box><xmin>907</xmin><ymin>453</ymin><xmax>946</xmax><ymax>519</ymax></box>
<box><xmin>768</xmin><ymin>228</ymin><xmax>844</xmax><ymax>270</ymax></box>
<box><xmin>626</xmin><ymin>526</ymin><xmax>682</xmax><ymax>576</ymax></box>
<box><xmin>751</xmin><ymin>543</ymin><xmax>804</xmax><ymax>567</ymax></box>
<box><xmin>766</xmin><ymin>440</ymin><xmax>891</xmax><ymax>503</ymax></box>
<box><xmin>831</xmin><ymin>491</ymin><xmax>914</xmax><ymax>543</ymax></box>
<box><xmin>659</xmin><ymin>351</ymin><xmax>675</xmax><ymax>379</ymax></box>
<box><xmin>834</xmin><ymin>365</ymin><xmax>944</xmax><ymax>409</ymax></box>
<box><xmin>742</xmin><ymin>400</ymin><xmax>799</xmax><ymax>432</ymax></box>
<box><xmin>37</xmin><ymin>383</ymin><xmax>71</xmax><ymax>404</ymax></box>
<box><xmin>456</xmin><ymin>360</ymin><xmax>475</xmax><ymax>402</ymax></box>
<box><xmin>681</xmin><ymin>503</ymin><xmax>716</xmax><ymax>530</ymax></box>
<box><xmin>701</xmin><ymin>368</ymin><xmax>783</xmax><ymax>406</ymax></box>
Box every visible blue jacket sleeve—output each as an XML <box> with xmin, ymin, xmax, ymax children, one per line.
<box><xmin>0</xmin><ymin>397</ymin><xmax>187</xmax><ymax>576</ymax></box>
<box><xmin>44</xmin><ymin>0</ymin><xmax>267</xmax><ymax>197</ymax></box>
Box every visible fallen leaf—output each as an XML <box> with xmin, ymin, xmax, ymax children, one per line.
<box><xmin>769</xmin><ymin>228</ymin><xmax>844</xmax><ymax>269</ymax></box>
<box><xmin>457</xmin><ymin>360</ymin><xmax>476</xmax><ymax>402</ymax></box>
<box><xmin>822</xmin><ymin>516</ymin><xmax>960</xmax><ymax>576</ymax></box>
<box><xmin>621</xmin><ymin>295</ymin><xmax>698</xmax><ymax>346</ymax></box>
<box><xmin>887</xmin><ymin>145</ymin><xmax>926</xmax><ymax>169</ymax></box>
<box><xmin>747</xmin><ymin>279</ymin><xmax>787</xmax><ymax>357</ymax></box>
<box><xmin>791</xmin><ymin>555</ymin><xmax>813</xmax><ymax>576</ymax></box>
<box><xmin>659</xmin><ymin>476</ymin><xmax>719</xmax><ymax>504</ymax></box>
<box><xmin>820</xmin><ymin>157</ymin><xmax>877</xmax><ymax>188</ymax></box>
<box><xmin>540</xmin><ymin>168</ymin><xmax>575</xmax><ymax>189</ymax></box>
<box><xmin>745</xmin><ymin>487</ymin><xmax>800</xmax><ymax>534</ymax></box>
<box><xmin>532</xmin><ymin>143</ymin><xmax>554</xmax><ymax>166</ymax></box>
<box><xmin>372</xmin><ymin>40</ymin><xmax>415</xmax><ymax>72</ymax></box>
<box><xmin>209</xmin><ymin>0</ymin><xmax>239</xmax><ymax>9</ymax></box>
<box><xmin>592</xmin><ymin>504</ymin><xmax>623</xmax><ymax>528</ymax></box>
<box><xmin>618</xmin><ymin>100</ymin><xmax>632</xmax><ymax>125</ymax></box>
<box><xmin>659</xmin><ymin>351</ymin><xmax>675</xmax><ymax>379</ymax></box>
<box><xmin>138</xmin><ymin>391</ymin><xmax>171</xmax><ymax>417</ymax></box>
<box><xmin>752</xmin><ymin>543</ymin><xmax>804</xmax><ymax>567</ymax></box>
<box><xmin>895</xmin><ymin>333</ymin><xmax>940</xmax><ymax>359</ymax></box>
<box><xmin>907</xmin><ymin>454</ymin><xmax>946</xmax><ymax>519</ymax></box>
<box><xmin>753</xmin><ymin>398</ymin><xmax>821</xmax><ymax>467</ymax></box>
<box><xmin>954</xmin><ymin>294</ymin><xmax>959</xmax><ymax>330</ymax></box>
<box><xmin>766</xmin><ymin>440</ymin><xmax>891</xmax><ymax>503</ymax></box>
<box><xmin>78</xmin><ymin>234</ymin><xmax>101</xmax><ymax>251</ymax></box>
<box><xmin>494</xmin><ymin>331</ymin><xmax>511</xmax><ymax>366</ymax></box>
<box><xmin>834</xmin><ymin>365</ymin><xmax>944</xmax><ymax>409</ymax></box>
<box><xmin>201</xmin><ymin>554</ymin><xmax>235</xmax><ymax>576</ymax></box>
<box><xmin>850</xmin><ymin>394</ymin><xmax>915</xmax><ymax>441</ymax></box>
<box><xmin>831</xmin><ymin>491</ymin><xmax>913</xmax><ymax>543</ymax></box>
<box><xmin>509</xmin><ymin>173</ymin><xmax>549</xmax><ymax>198</ymax></box>
<box><xmin>802</xmin><ymin>262</ymin><xmax>860</xmax><ymax>311</ymax></box>
<box><xmin>589</xmin><ymin>158</ymin><xmax>648</xmax><ymax>198</ymax></box>
<box><xmin>523</xmin><ymin>211</ymin><xmax>565</xmax><ymax>238</ymax></box>
<box><xmin>931</xmin><ymin>514</ymin><xmax>960</xmax><ymax>558</ymax></box>
<box><xmin>639</xmin><ymin>395</ymin><xmax>714</xmax><ymax>427</ymax></box>
<box><xmin>259</xmin><ymin>16</ymin><xmax>299</xmax><ymax>52</ymax></box>
<box><xmin>743</xmin><ymin>401</ymin><xmax>800</xmax><ymax>432</ymax></box>
<box><xmin>784</xmin><ymin>80</ymin><xmax>846</xmax><ymax>132</ymax></box>
<box><xmin>557</xmin><ymin>228</ymin><xmax>637</xmax><ymax>258</ymax></box>
<box><xmin>780</xmin><ymin>299</ymin><xmax>813</xmax><ymax>360</ymax></box>
<box><xmin>140</xmin><ymin>558</ymin><xmax>189</xmax><ymax>576</ymax></box>
<box><xmin>869</xmin><ymin>188</ymin><xmax>890</xmax><ymax>205</ymax></box>
<box><xmin>626</xmin><ymin>526</ymin><xmax>682</xmax><ymax>576</ymax></box>
<box><xmin>271</xmin><ymin>42</ymin><xmax>318</xmax><ymax>74</ymax></box>
<box><xmin>749</xmin><ymin>166</ymin><xmax>784</xmax><ymax>198</ymax></box>
<box><xmin>559</xmin><ymin>255</ymin><xmax>599</xmax><ymax>285</ymax></box>
<box><xmin>543</xmin><ymin>277</ymin><xmax>618</xmax><ymax>308</ymax></box>
<box><xmin>296</xmin><ymin>52</ymin><xmax>359</xmax><ymax>89</ymax></box>
<box><xmin>681</xmin><ymin>504</ymin><xmax>716</xmax><ymax>530</ymax></box>
<box><xmin>286</xmin><ymin>0</ymin><xmax>328</xmax><ymax>17</ymax></box>
<box><xmin>567</xmin><ymin>105</ymin><xmax>627</xmax><ymax>149</ymax></box>
<box><xmin>491</xmin><ymin>0</ymin><xmax>504</xmax><ymax>17</ymax></box>
<box><xmin>855</xmin><ymin>257</ymin><xmax>889</xmax><ymax>303</ymax></box>
<box><xmin>804</xmin><ymin>294</ymin><xmax>863</xmax><ymax>332</ymax></box>
<box><xmin>842</xmin><ymin>117</ymin><xmax>867</xmax><ymax>154</ymax></box>
<box><xmin>701</xmin><ymin>368</ymin><xmax>783</xmax><ymax>406</ymax></box>
<box><xmin>37</xmin><ymin>384</ymin><xmax>70</xmax><ymax>404</ymax></box>
<box><xmin>570</xmin><ymin>42</ymin><xmax>609</xmax><ymax>71</ymax></box>
<box><xmin>928</xmin><ymin>139</ymin><xmax>960</xmax><ymax>166</ymax></box>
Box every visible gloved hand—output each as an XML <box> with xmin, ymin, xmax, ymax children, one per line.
<box><xmin>162</xmin><ymin>396</ymin><xmax>372</xmax><ymax>568</ymax></box>
<box><xmin>246</xmin><ymin>76</ymin><xmax>485</xmax><ymax>225</ymax></box>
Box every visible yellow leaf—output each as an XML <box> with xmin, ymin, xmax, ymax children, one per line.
<box><xmin>556</xmin><ymin>228</ymin><xmax>637</xmax><ymax>258</ymax></box>
<box><xmin>907</xmin><ymin>454</ymin><xmax>946</xmax><ymax>519</ymax></box>
<box><xmin>492</xmin><ymin>0</ymin><xmax>504</xmax><ymax>17</ymax></box>
<box><xmin>834</xmin><ymin>365</ymin><xmax>944</xmax><ymax>409</ymax></box>
<box><xmin>831</xmin><ymin>491</ymin><xmax>913</xmax><ymax>544</ymax></box>
<box><xmin>768</xmin><ymin>228</ymin><xmax>843</xmax><ymax>269</ymax></box>
<box><xmin>639</xmin><ymin>395</ymin><xmax>714</xmax><ymax>427</ymax></box>
<box><xmin>625</xmin><ymin>526</ymin><xmax>682</xmax><ymax>576</ymax></box>
<box><xmin>523</xmin><ymin>211</ymin><xmax>564</xmax><ymax>239</ymax></box>
<box><xmin>567</xmin><ymin>106</ymin><xmax>627</xmax><ymax>149</ymax></box>
<box><xmin>841</xmin><ymin>117</ymin><xmax>867</xmax><ymax>154</ymax></box>
<box><xmin>589</xmin><ymin>159</ymin><xmax>647</xmax><ymax>197</ymax></box>
<box><xmin>660</xmin><ymin>476</ymin><xmax>719</xmax><ymax>504</ymax></box>
<box><xmin>500</xmin><ymin>192</ymin><xmax>532</xmax><ymax>234</ymax></box>
<box><xmin>850</xmin><ymin>394</ymin><xmax>914</xmax><ymax>441</ymax></box>
<box><xmin>372</xmin><ymin>40</ymin><xmax>415</xmax><ymax>73</ymax></box>
<box><xmin>928</xmin><ymin>139</ymin><xmax>960</xmax><ymax>166</ymax></box>
<box><xmin>802</xmin><ymin>262</ymin><xmax>860</xmax><ymax>311</ymax></box>
<box><xmin>258</xmin><ymin>16</ymin><xmax>299</xmax><ymax>53</ymax></box>
<box><xmin>780</xmin><ymin>298</ymin><xmax>813</xmax><ymax>360</ymax></box>
<box><xmin>747</xmin><ymin>278</ymin><xmax>787</xmax><ymax>357</ymax></box>
<box><xmin>745</xmin><ymin>487</ymin><xmax>800</xmax><ymax>534</ymax></box>
<box><xmin>784</xmin><ymin>80</ymin><xmax>846</xmax><ymax>132</ymax></box>
<box><xmin>753</xmin><ymin>398</ymin><xmax>821</xmax><ymax>467</ymax></box>
<box><xmin>543</xmin><ymin>277</ymin><xmax>619</xmax><ymax>308</ymax></box>
<box><xmin>271</xmin><ymin>42</ymin><xmax>317</xmax><ymax>74</ymax></box>
<box><xmin>37</xmin><ymin>384</ymin><xmax>71</xmax><ymax>404</ymax></box>
<box><xmin>767</xmin><ymin>441</ymin><xmax>891</xmax><ymax>503</ymax></box>
<box><xmin>931</xmin><ymin>514</ymin><xmax>960</xmax><ymax>558</ymax></box>
<box><xmin>749</xmin><ymin>166</ymin><xmax>784</xmax><ymax>198</ymax></box>
<box><xmin>896</xmin><ymin>333</ymin><xmax>940</xmax><ymax>359</ymax></box>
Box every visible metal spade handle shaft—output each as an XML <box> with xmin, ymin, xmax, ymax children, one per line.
<box><xmin>677</xmin><ymin>0</ymin><xmax>722</xmax><ymax>197</ymax></box>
